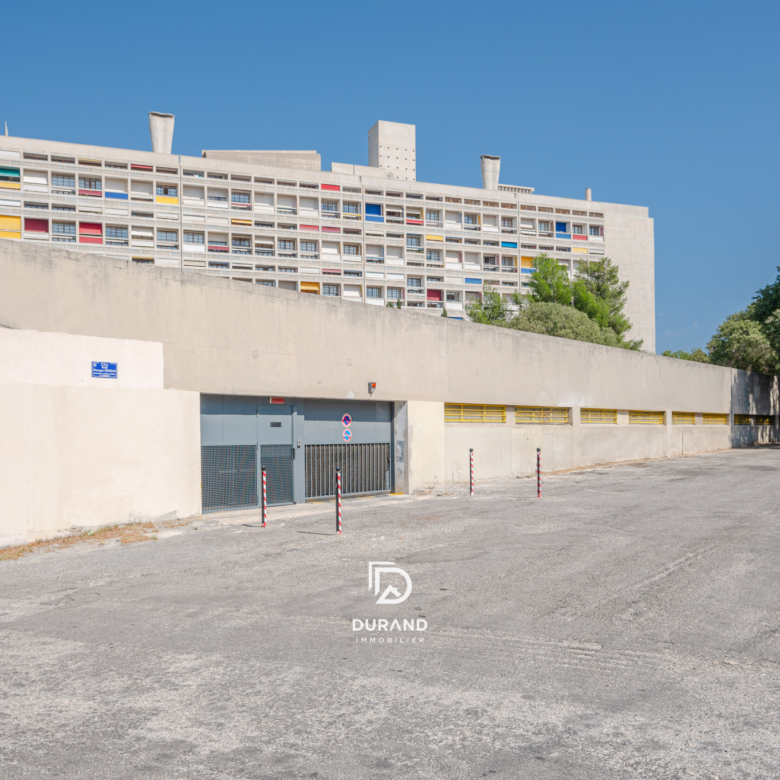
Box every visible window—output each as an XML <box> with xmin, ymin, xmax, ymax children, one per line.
<box><xmin>52</xmin><ymin>174</ymin><xmax>75</xmax><ymax>189</ymax></box>
<box><xmin>156</xmin><ymin>185</ymin><xmax>177</xmax><ymax>197</ymax></box>
<box><xmin>446</xmin><ymin>292</ymin><xmax>460</xmax><ymax>302</ymax></box>
<box><xmin>208</xmin><ymin>192</ymin><xmax>227</xmax><ymax>202</ymax></box>
<box><xmin>344</xmin><ymin>271</ymin><xmax>362</xmax><ymax>278</ymax></box>
<box><xmin>538</xmin><ymin>221</ymin><xmax>551</xmax><ymax>232</ymax></box>
<box><xmin>184</xmin><ymin>232</ymin><xmax>204</xmax><ymax>244</ymax></box>
<box><xmin>79</xmin><ymin>177</ymin><xmax>101</xmax><ymax>191</ymax></box>
<box><xmin>484</xmin><ymin>256</ymin><xmax>498</xmax><ymax>267</ymax></box>
<box><xmin>425</xmin><ymin>210</ymin><xmax>440</xmax><ymax>221</ymax></box>
<box><xmin>589</xmin><ymin>225</ymin><xmax>603</xmax><ymax>236</ymax></box>
<box><xmin>231</xmin><ymin>191</ymin><xmax>250</xmax><ymax>203</ymax></box>
<box><xmin>52</xmin><ymin>222</ymin><xmax>76</xmax><ymax>235</ymax></box>
<box><xmin>672</xmin><ymin>412</ymin><xmax>696</xmax><ymax>425</ymax></box>
<box><xmin>501</xmin><ymin>217</ymin><xmax>515</xmax><ymax>228</ymax></box>
<box><xmin>157</xmin><ymin>229</ymin><xmax>178</xmax><ymax>249</ymax></box>
<box><xmin>323</xmin><ymin>284</ymin><xmax>340</xmax><ymax>297</ymax></box>
<box><xmin>407</xmin><ymin>278</ymin><xmax>422</xmax><ymax>288</ymax></box>
<box><xmin>279</xmin><ymin>240</ymin><xmax>295</xmax><ymax>251</ymax></box>
<box><xmin>464</xmin><ymin>214</ymin><xmax>478</xmax><ymax>225</ymax></box>
<box><xmin>301</xmin><ymin>241</ymin><xmax>318</xmax><ymax>253</ymax></box>
<box><xmin>105</xmin><ymin>226</ymin><xmax>128</xmax><ymax>243</ymax></box>
<box><xmin>501</xmin><ymin>257</ymin><xmax>516</xmax><ymax>268</ymax></box>
<box><xmin>343</xmin><ymin>202</ymin><xmax>359</xmax><ymax>214</ymax></box>
<box><xmin>24</xmin><ymin>202</ymin><xmax>47</xmax><ymax>209</ymax></box>
<box><xmin>343</xmin><ymin>245</ymin><xmax>360</xmax><ymax>256</ymax></box>
<box><xmin>232</xmin><ymin>236</ymin><xmax>251</xmax><ymax>247</ymax></box>
<box><xmin>703</xmin><ymin>413</ymin><xmax>728</xmax><ymax>425</ymax></box>
<box><xmin>322</xmin><ymin>201</ymin><xmax>338</xmax><ymax>213</ymax></box>
<box><xmin>366</xmin><ymin>287</ymin><xmax>382</xmax><ymax>298</ymax></box>
<box><xmin>52</xmin><ymin>205</ymin><xmax>75</xmax><ymax>211</ymax></box>
<box><xmin>572</xmin><ymin>224</ymin><xmax>584</xmax><ymax>235</ymax></box>
<box><xmin>407</xmin><ymin>235</ymin><xmax>421</xmax><ymax>247</ymax></box>
<box><xmin>387</xmin><ymin>288</ymin><xmax>402</xmax><ymax>300</ymax></box>
<box><xmin>426</xmin><ymin>250</ymin><xmax>441</xmax><ymax>262</ymax></box>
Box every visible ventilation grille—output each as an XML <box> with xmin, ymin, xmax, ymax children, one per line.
<box><xmin>515</xmin><ymin>406</ymin><xmax>569</xmax><ymax>424</ymax></box>
<box><xmin>444</xmin><ymin>404</ymin><xmax>506</xmax><ymax>423</ymax></box>
<box><xmin>628</xmin><ymin>410</ymin><xmax>665</xmax><ymax>425</ymax></box>
<box><xmin>703</xmin><ymin>413</ymin><xmax>729</xmax><ymax>425</ymax></box>
<box><xmin>261</xmin><ymin>444</ymin><xmax>294</xmax><ymax>505</ymax></box>
<box><xmin>201</xmin><ymin>445</ymin><xmax>257</xmax><ymax>512</ymax></box>
<box><xmin>581</xmin><ymin>408</ymin><xmax>618</xmax><ymax>424</ymax></box>
<box><xmin>306</xmin><ymin>443</ymin><xmax>390</xmax><ymax>499</ymax></box>
<box><xmin>672</xmin><ymin>412</ymin><xmax>696</xmax><ymax>425</ymax></box>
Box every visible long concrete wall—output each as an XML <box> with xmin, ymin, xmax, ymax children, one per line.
<box><xmin>0</xmin><ymin>240</ymin><xmax>776</xmax><ymax>538</ymax></box>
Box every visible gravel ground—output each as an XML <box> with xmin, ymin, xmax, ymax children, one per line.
<box><xmin>1</xmin><ymin>447</ymin><xmax>779</xmax><ymax>779</ymax></box>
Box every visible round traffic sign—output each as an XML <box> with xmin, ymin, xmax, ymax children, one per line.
<box><xmin>343</xmin><ymin>429</ymin><xmax>352</xmax><ymax>442</ymax></box>
<box><xmin>342</xmin><ymin>413</ymin><xmax>352</xmax><ymax>427</ymax></box>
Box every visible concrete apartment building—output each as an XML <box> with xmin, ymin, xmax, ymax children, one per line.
<box><xmin>0</xmin><ymin>114</ymin><xmax>656</xmax><ymax>350</ymax></box>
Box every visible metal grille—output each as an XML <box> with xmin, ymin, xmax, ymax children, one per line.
<box><xmin>260</xmin><ymin>445</ymin><xmax>294</xmax><ymax>505</ymax></box>
<box><xmin>515</xmin><ymin>406</ymin><xmax>569</xmax><ymax>424</ymax></box>
<box><xmin>581</xmin><ymin>408</ymin><xmax>618</xmax><ymax>424</ymax></box>
<box><xmin>672</xmin><ymin>412</ymin><xmax>696</xmax><ymax>425</ymax></box>
<box><xmin>444</xmin><ymin>403</ymin><xmax>506</xmax><ymax>423</ymax></box>
<box><xmin>755</xmin><ymin>415</ymin><xmax>774</xmax><ymax>426</ymax></box>
<box><xmin>628</xmin><ymin>410</ymin><xmax>665</xmax><ymax>425</ymax></box>
<box><xmin>703</xmin><ymin>413</ymin><xmax>729</xmax><ymax>425</ymax></box>
<box><xmin>735</xmin><ymin>414</ymin><xmax>774</xmax><ymax>426</ymax></box>
<box><xmin>734</xmin><ymin>414</ymin><xmax>752</xmax><ymax>426</ymax></box>
<box><xmin>201</xmin><ymin>445</ymin><xmax>257</xmax><ymax>512</ymax></box>
<box><xmin>306</xmin><ymin>443</ymin><xmax>390</xmax><ymax>499</ymax></box>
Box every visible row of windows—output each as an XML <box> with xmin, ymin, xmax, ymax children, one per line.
<box><xmin>444</xmin><ymin>406</ymin><xmax>739</xmax><ymax>425</ymax></box>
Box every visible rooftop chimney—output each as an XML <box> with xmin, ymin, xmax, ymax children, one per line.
<box><xmin>149</xmin><ymin>112</ymin><xmax>175</xmax><ymax>155</ymax></box>
<box><xmin>480</xmin><ymin>155</ymin><xmax>500</xmax><ymax>190</ymax></box>
<box><xmin>585</xmin><ymin>187</ymin><xmax>592</xmax><ymax>201</ymax></box>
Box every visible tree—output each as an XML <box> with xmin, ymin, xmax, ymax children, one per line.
<box><xmin>707</xmin><ymin>312</ymin><xmax>779</xmax><ymax>374</ymax></box>
<box><xmin>508</xmin><ymin>302</ymin><xmax>627</xmax><ymax>348</ymax></box>
<box><xmin>661</xmin><ymin>348</ymin><xmax>710</xmax><ymax>363</ymax></box>
<box><xmin>527</xmin><ymin>254</ymin><xmax>573</xmax><ymax>306</ymax></box>
<box><xmin>751</xmin><ymin>266</ymin><xmax>780</xmax><ymax>324</ymax></box>
<box><xmin>441</xmin><ymin>306</ymin><xmax>448</xmax><ymax>318</ymax></box>
<box><xmin>575</xmin><ymin>258</ymin><xmax>633</xmax><ymax>338</ymax></box>
<box><xmin>466</xmin><ymin>285</ymin><xmax>512</xmax><ymax>325</ymax></box>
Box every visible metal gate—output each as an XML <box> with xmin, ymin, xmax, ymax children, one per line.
<box><xmin>305</xmin><ymin>443</ymin><xmax>390</xmax><ymax>499</ymax></box>
<box><xmin>261</xmin><ymin>444</ymin><xmax>294</xmax><ymax>505</ymax></box>
<box><xmin>201</xmin><ymin>445</ymin><xmax>258</xmax><ymax>512</ymax></box>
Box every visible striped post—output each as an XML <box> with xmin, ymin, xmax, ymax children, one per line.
<box><xmin>469</xmin><ymin>448</ymin><xmax>474</xmax><ymax>496</ymax></box>
<box><xmin>536</xmin><ymin>448</ymin><xmax>541</xmax><ymax>499</ymax></box>
<box><xmin>261</xmin><ymin>466</ymin><xmax>267</xmax><ymax>527</ymax></box>
<box><xmin>336</xmin><ymin>466</ymin><xmax>342</xmax><ymax>535</ymax></box>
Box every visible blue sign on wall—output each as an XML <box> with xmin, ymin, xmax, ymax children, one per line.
<box><xmin>91</xmin><ymin>361</ymin><xmax>118</xmax><ymax>379</ymax></box>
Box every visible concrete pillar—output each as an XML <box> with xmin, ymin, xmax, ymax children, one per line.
<box><xmin>585</xmin><ymin>188</ymin><xmax>592</xmax><ymax>201</ymax></box>
<box><xmin>405</xmin><ymin>400</ymin><xmax>445</xmax><ymax>493</ymax></box>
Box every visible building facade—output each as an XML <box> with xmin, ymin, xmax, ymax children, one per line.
<box><xmin>0</xmin><ymin>117</ymin><xmax>656</xmax><ymax>350</ymax></box>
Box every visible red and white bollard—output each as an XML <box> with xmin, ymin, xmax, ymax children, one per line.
<box><xmin>336</xmin><ymin>466</ymin><xmax>342</xmax><ymax>535</ymax></box>
<box><xmin>261</xmin><ymin>465</ymin><xmax>267</xmax><ymax>527</ymax></box>
<box><xmin>469</xmin><ymin>448</ymin><xmax>474</xmax><ymax>496</ymax></box>
<box><xmin>536</xmin><ymin>448</ymin><xmax>541</xmax><ymax>499</ymax></box>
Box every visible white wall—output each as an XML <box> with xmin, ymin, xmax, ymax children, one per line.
<box><xmin>0</xmin><ymin>329</ymin><xmax>200</xmax><ymax>547</ymax></box>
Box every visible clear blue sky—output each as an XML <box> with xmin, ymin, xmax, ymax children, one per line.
<box><xmin>3</xmin><ymin>0</ymin><xmax>778</xmax><ymax>353</ymax></box>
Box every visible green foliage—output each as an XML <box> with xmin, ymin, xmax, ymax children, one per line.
<box><xmin>575</xmin><ymin>258</ymin><xmax>633</xmax><ymax>339</ymax></box>
<box><xmin>508</xmin><ymin>302</ymin><xmax>629</xmax><ymax>348</ymax></box>
<box><xmin>751</xmin><ymin>266</ymin><xmax>780</xmax><ymax>324</ymax></box>
<box><xmin>396</xmin><ymin>299</ymin><xmax>402</xmax><ymax>309</ymax></box>
<box><xmin>661</xmin><ymin>348</ymin><xmax>710</xmax><ymax>363</ymax></box>
<box><xmin>465</xmin><ymin>285</ymin><xmax>512</xmax><ymax>325</ymax></box>
<box><xmin>707</xmin><ymin>312</ymin><xmax>779</xmax><ymax>374</ymax></box>
<box><xmin>441</xmin><ymin>306</ymin><xmax>448</xmax><ymax>318</ymax></box>
<box><xmin>527</xmin><ymin>254</ymin><xmax>573</xmax><ymax>306</ymax></box>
